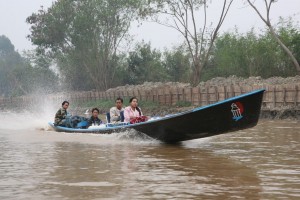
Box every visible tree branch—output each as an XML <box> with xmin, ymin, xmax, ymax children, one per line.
<box><xmin>247</xmin><ymin>0</ymin><xmax>269</xmax><ymax>26</ymax></box>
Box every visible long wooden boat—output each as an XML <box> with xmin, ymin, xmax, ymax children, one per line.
<box><xmin>48</xmin><ymin>89</ymin><xmax>265</xmax><ymax>143</ymax></box>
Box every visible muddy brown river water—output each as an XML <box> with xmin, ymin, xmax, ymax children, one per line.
<box><xmin>0</xmin><ymin>113</ymin><xmax>299</xmax><ymax>200</ymax></box>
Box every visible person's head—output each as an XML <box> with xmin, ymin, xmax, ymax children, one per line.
<box><xmin>91</xmin><ymin>107</ymin><xmax>99</xmax><ymax>118</ymax></box>
<box><xmin>115</xmin><ymin>97</ymin><xmax>123</xmax><ymax>109</ymax></box>
<box><xmin>129</xmin><ymin>97</ymin><xmax>138</xmax><ymax>108</ymax></box>
<box><xmin>62</xmin><ymin>101</ymin><xmax>69</xmax><ymax>109</ymax></box>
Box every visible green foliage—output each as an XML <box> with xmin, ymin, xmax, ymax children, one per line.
<box><xmin>141</xmin><ymin>0</ymin><xmax>234</xmax><ymax>86</ymax></box>
<box><xmin>24</xmin><ymin>2</ymin><xmax>300</xmax><ymax>93</ymax></box>
<box><xmin>126</xmin><ymin>42</ymin><xmax>167</xmax><ymax>84</ymax></box>
<box><xmin>203</xmin><ymin>20</ymin><xmax>300</xmax><ymax>80</ymax></box>
<box><xmin>175</xmin><ymin>100</ymin><xmax>192</xmax><ymax>107</ymax></box>
<box><xmin>163</xmin><ymin>46</ymin><xmax>191</xmax><ymax>82</ymax></box>
<box><xmin>27</xmin><ymin>0</ymin><xmax>144</xmax><ymax>91</ymax></box>
<box><xmin>122</xmin><ymin>43</ymin><xmax>191</xmax><ymax>85</ymax></box>
<box><xmin>72</xmin><ymin>97</ymin><xmax>160</xmax><ymax>112</ymax></box>
<box><xmin>277</xmin><ymin>17</ymin><xmax>300</xmax><ymax>64</ymax></box>
<box><xmin>138</xmin><ymin>99</ymin><xmax>160</xmax><ymax>110</ymax></box>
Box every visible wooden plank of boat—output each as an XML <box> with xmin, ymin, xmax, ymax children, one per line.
<box><xmin>48</xmin><ymin>89</ymin><xmax>265</xmax><ymax>143</ymax></box>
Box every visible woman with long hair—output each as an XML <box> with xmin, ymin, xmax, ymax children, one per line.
<box><xmin>124</xmin><ymin>97</ymin><xmax>146</xmax><ymax>123</ymax></box>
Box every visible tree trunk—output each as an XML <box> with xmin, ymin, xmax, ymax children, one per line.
<box><xmin>268</xmin><ymin>26</ymin><xmax>300</xmax><ymax>75</ymax></box>
<box><xmin>192</xmin><ymin>62</ymin><xmax>201</xmax><ymax>87</ymax></box>
<box><xmin>246</xmin><ymin>0</ymin><xmax>300</xmax><ymax>75</ymax></box>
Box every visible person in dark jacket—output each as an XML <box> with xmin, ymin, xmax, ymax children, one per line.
<box><xmin>54</xmin><ymin>101</ymin><xmax>69</xmax><ymax>126</ymax></box>
<box><xmin>88</xmin><ymin>108</ymin><xmax>102</xmax><ymax>126</ymax></box>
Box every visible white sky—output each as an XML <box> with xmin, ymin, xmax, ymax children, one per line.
<box><xmin>0</xmin><ymin>0</ymin><xmax>299</xmax><ymax>52</ymax></box>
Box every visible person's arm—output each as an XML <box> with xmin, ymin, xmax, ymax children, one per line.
<box><xmin>56</xmin><ymin>109</ymin><xmax>67</xmax><ymax>120</ymax></box>
<box><xmin>124</xmin><ymin>108</ymin><xmax>130</xmax><ymax>123</ymax></box>
<box><xmin>54</xmin><ymin>109</ymin><xmax>62</xmax><ymax>124</ymax></box>
<box><xmin>110</xmin><ymin>107</ymin><xmax>120</xmax><ymax>122</ymax></box>
<box><xmin>138</xmin><ymin>107</ymin><xmax>148</xmax><ymax>121</ymax></box>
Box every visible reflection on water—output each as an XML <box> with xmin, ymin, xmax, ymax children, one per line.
<box><xmin>0</xmin><ymin>118</ymin><xmax>299</xmax><ymax>199</ymax></box>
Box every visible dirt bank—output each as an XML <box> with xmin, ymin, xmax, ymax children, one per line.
<box><xmin>260</xmin><ymin>107</ymin><xmax>300</xmax><ymax>120</ymax></box>
<box><xmin>104</xmin><ymin>76</ymin><xmax>300</xmax><ymax>120</ymax></box>
<box><xmin>106</xmin><ymin>75</ymin><xmax>300</xmax><ymax>92</ymax></box>
<box><xmin>198</xmin><ymin>75</ymin><xmax>300</xmax><ymax>87</ymax></box>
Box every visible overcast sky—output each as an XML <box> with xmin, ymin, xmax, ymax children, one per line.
<box><xmin>0</xmin><ymin>0</ymin><xmax>299</xmax><ymax>52</ymax></box>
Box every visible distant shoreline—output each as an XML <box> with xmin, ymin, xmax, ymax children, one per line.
<box><xmin>1</xmin><ymin>76</ymin><xmax>300</xmax><ymax>120</ymax></box>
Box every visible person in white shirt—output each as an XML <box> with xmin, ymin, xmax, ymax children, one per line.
<box><xmin>109</xmin><ymin>97</ymin><xmax>125</xmax><ymax>123</ymax></box>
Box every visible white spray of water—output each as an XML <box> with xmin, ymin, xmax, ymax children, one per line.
<box><xmin>0</xmin><ymin>96</ymin><xmax>161</xmax><ymax>144</ymax></box>
<box><xmin>0</xmin><ymin>111</ymin><xmax>51</xmax><ymax>130</ymax></box>
<box><xmin>0</xmin><ymin>96</ymin><xmax>60</xmax><ymax>131</ymax></box>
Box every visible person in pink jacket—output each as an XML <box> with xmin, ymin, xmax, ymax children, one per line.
<box><xmin>124</xmin><ymin>97</ymin><xmax>145</xmax><ymax>123</ymax></box>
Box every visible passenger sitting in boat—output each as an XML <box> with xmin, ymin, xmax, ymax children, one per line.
<box><xmin>88</xmin><ymin>108</ymin><xmax>102</xmax><ymax>126</ymax></box>
<box><xmin>54</xmin><ymin>101</ymin><xmax>70</xmax><ymax>126</ymax></box>
<box><xmin>124</xmin><ymin>97</ymin><xmax>147</xmax><ymax>124</ymax></box>
<box><xmin>110</xmin><ymin>97</ymin><xmax>124</xmax><ymax>123</ymax></box>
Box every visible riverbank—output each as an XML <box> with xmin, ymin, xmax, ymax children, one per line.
<box><xmin>1</xmin><ymin>76</ymin><xmax>300</xmax><ymax>120</ymax></box>
<box><xmin>70</xmin><ymin>98</ymin><xmax>300</xmax><ymax>121</ymax></box>
<box><xmin>71</xmin><ymin>75</ymin><xmax>300</xmax><ymax>120</ymax></box>
<box><xmin>106</xmin><ymin>75</ymin><xmax>300</xmax><ymax>92</ymax></box>
<box><xmin>260</xmin><ymin>107</ymin><xmax>300</xmax><ymax>120</ymax></box>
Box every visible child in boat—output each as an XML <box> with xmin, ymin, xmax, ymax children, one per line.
<box><xmin>124</xmin><ymin>97</ymin><xmax>147</xmax><ymax>124</ymax></box>
<box><xmin>54</xmin><ymin>101</ymin><xmax>70</xmax><ymax>126</ymax></box>
<box><xmin>88</xmin><ymin>108</ymin><xmax>102</xmax><ymax>126</ymax></box>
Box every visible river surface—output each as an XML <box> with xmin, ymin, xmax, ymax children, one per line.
<box><xmin>0</xmin><ymin>113</ymin><xmax>299</xmax><ymax>200</ymax></box>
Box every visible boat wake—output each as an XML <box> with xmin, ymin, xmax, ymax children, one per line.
<box><xmin>111</xmin><ymin>129</ymin><xmax>159</xmax><ymax>143</ymax></box>
<box><xmin>44</xmin><ymin>124</ymin><xmax>160</xmax><ymax>144</ymax></box>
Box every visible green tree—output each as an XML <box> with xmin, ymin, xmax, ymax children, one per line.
<box><xmin>246</xmin><ymin>0</ymin><xmax>300</xmax><ymax>75</ymax></box>
<box><xmin>204</xmin><ymin>20</ymin><xmax>299</xmax><ymax>79</ymax></box>
<box><xmin>126</xmin><ymin>42</ymin><xmax>167</xmax><ymax>84</ymax></box>
<box><xmin>163</xmin><ymin>47</ymin><xmax>190</xmax><ymax>82</ymax></box>
<box><xmin>276</xmin><ymin>17</ymin><xmax>300</xmax><ymax>66</ymax></box>
<box><xmin>27</xmin><ymin>0</ymin><xmax>143</xmax><ymax>91</ymax></box>
<box><xmin>140</xmin><ymin>0</ymin><xmax>234</xmax><ymax>86</ymax></box>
